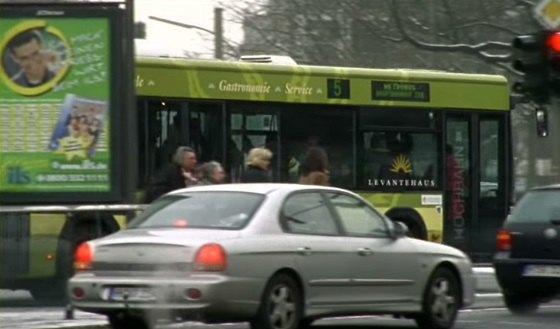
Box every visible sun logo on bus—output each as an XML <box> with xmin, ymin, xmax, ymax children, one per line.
<box><xmin>390</xmin><ymin>154</ymin><xmax>412</xmax><ymax>174</ymax></box>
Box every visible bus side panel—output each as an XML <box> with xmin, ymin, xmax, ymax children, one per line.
<box><xmin>1</xmin><ymin>213</ymin><xmax>64</xmax><ymax>289</ymax></box>
<box><xmin>28</xmin><ymin>214</ymin><xmax>66</xmax><ymax>278</ymax></box>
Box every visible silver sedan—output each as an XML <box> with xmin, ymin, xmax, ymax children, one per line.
<box><xmin>68</xmin><ymin>183</ymin><xmax>475</xmax><ymax>329</ymax></box>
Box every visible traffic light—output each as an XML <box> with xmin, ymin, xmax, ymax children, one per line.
<box><xmin>511</xmin><ymin>31</ymin><xmax>549</xmax><ymax>102</ymax></box>
<box><xmin>535</xmin><ymin>105</ymin><xmax>549</xmax><ymax>138</ymax></box>
<box><xmin>547</xmin><ymin>31</ymin><xmax>560</xmax><ymax>88</ymax></box>
<box><xmin>511</xmin><ymin>30</ymin><xmax>560</xmax><ymax>102</ymax></box>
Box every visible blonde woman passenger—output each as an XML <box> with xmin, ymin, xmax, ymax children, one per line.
<box><xmin>240</xmin><ymin>147</ymin><xmax>273</xmax><ymax>183</ymax></box>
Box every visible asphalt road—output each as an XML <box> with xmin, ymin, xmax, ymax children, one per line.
<box><xmin>0</xmin><ymin>267</ymin><xmax>511</xmax><ymax>329</ymax></box>
<box><xmin>3</xmin><ymin>302</ymin><xmax>560</xmax><ymax>329</ymax></box>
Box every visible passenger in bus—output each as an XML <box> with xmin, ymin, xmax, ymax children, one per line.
<box><xmin>287</xmin><ymin>134</ymin><xmax>322</xmax><ymax>182</ymax></box>
<box><xmin>227</xmin><ymin>138</ymin><xmax>244</xmax><ymax>182</ymax></box>
<box><xmin>299</xmin><ymin>146</ymin><xmax>330</xmax><ymax>186</ymax></box>
<box><xmin>144</xmin><ymin>146</ymin><xmax>198</xmax><ymax>203</ymax></box>
<box><xmin>363</xmin><ymin>133</ymin><xmax>391</xmax><ymax>180</ymax></box>
<box><xmin>196</xmin><ymin>161</ymin><xmax>226</xmax><ymax>185</ymax></box>
<box><xmin>240</xmin><ymin>147</ymin><xmax>273</xmax><ymax>183</ymax></box>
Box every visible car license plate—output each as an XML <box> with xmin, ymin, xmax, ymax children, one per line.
<box><xmin>108</xmin><ymin>287</ymin><xmax>155</xmax><ymax>302</ymax></box>
<box><xmin>523</xmin><ymin>265</ymin><xmax>560</xmax><ymax>277</ymax></box>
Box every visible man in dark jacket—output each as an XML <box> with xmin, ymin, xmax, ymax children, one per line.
<box><xmin>144</xmin><ymin>146</ymin><xmax>198</xmax><ymax>203</ymax></box>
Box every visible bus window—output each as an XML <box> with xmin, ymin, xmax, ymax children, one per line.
<box><xmin>228</xmin><ymin>109</ymin><xmax>279</xmax><ymax>182</ymax></box>
<box><xmin>138</xmin><ymin>100</ymin><xmax>186</xmax><ymax>188</ymax></box>
<box><xmin>359</xmin><ymin>107</ymin><xmax>439</xmax><ymax>129</ymax></box>
<box><xmin>476</xmin><ymin>116</ymin><xmax>508</xmax><ymax>256</ymax></box>
<box><xmin>188</xmin><ymin>102</ymin><xmax>225</xmax><ymax>166</ymax></box>
<box><xmin>281</xmin><ymin>107</ymin><xmax>354</xmax><ymax>187</ymax></box>
<box><xmin>362</xmin><ymin>132</ymin><xmax>440</xmax><ymax>190</ymax></box>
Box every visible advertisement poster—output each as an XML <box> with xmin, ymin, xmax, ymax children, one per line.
<box><xmin>0</xmin><ymin>17</ymin><xmax>112</xmax><ymax>193</ymax></box>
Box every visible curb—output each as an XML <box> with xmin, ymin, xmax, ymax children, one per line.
<box><xmin>12</xmin><ymin>323</ymin><xmax>107</xmax><ymax>329</ymax></box>
<box><xmin>473</xmin><ymin>267</ymin><xmax>494</xmax><ymax>274</ymax></box>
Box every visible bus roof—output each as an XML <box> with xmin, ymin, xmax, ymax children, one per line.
<box><xmin>135</xmin><ymin>57</ymin><xmax>510</xmax><ymax>111</ymax></box>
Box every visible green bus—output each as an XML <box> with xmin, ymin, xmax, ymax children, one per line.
<box><xmin>136</xmin><ymin>55</ymin><xmax>512</xmax><ymax>261</ymax></box>
<box><xmin>1</xmin><ymin>54</ymin><xmax>511</xmax><ymax>300</ymax></box>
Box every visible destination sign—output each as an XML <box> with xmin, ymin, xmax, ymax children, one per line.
<box><xmin>372</xmin><ymin>81</ymin><xmax>430</xmax><ymax>102</ymax></box>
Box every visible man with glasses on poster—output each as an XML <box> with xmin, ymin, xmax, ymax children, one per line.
<box><xmin>6</xmin><ymin>29</ymin><xmax>56</xmax><ymax>88</ymax></box>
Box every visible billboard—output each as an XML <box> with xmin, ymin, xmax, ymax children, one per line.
<box><xmin>0</xmin><ymin>3</ymin><xmax>133</xmax><ymax>203</ymax></box>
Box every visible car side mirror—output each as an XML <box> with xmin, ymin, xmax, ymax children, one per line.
<box><xmin>392</xmin><ymin>221</ymin><xmax>409</xmax><ymax>239</ymax></box>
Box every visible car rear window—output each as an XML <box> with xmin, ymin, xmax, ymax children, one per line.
<box><xmin>128</xmin><ymin>192</ymin><xmax>264</xmax><ymax>230</ymax></box>
<box><xmin>510</xmin><ymin>189</ymin><xmax>560</xmax><ymax>223</ymax></box>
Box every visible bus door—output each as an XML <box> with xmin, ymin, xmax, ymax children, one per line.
<box><xmin>187</xmin><ymin>102</ymin><xmax>226</xmax><ymax>166</ymax></box>
<box><xmin>227</xmin><ymin>105</ymin><xmax>280</xmax><ymax>182</ymax></box>
<box><xmin>138</xmin><ymin>99</ymin><xmax>188</xmax><ymax>187</ymax></box>
<box><xmin>138</xmin><ymin>100</ymin><xmax>226</xmax><ymax>187</ymax></box>
<box><xmin>475</xmin><ymin>114</ymin><xmax>509</xmax><ymax>258</ymax></box>
<box><xmin>444</xmin><ymin>115</ymin><xmax>472</xmax><ymax>253</ymax></box>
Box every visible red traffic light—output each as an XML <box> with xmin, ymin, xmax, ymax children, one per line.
<box><xmin>547</xmin><ymin>32</ymin><xmax>560</xmax><ymax>53</ymax></box>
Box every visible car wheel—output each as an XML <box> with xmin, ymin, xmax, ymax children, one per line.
<box><xmin>108</xmin><ymin>313</ymin><xmax>150</xmax><ymax>329</ymax></box>
<box><xmin>414</xmin><ymin>267</ymin><xmax>460</xmax><ymax>329</ymax></box>
<box><xmin>503</xmin><ymin>292</ymin><xmax>540</xmax><ymax>315</ymax></box>
<box><xmin>250</xmin><ymin>274</ymin><xmax>302</xmax><ymax>329</ymax></box>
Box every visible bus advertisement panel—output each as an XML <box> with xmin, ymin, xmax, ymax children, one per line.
<box><xmin>0</xmin><ymin>4</ymin><xmax>130</xmax><ymax>203</ymax></box>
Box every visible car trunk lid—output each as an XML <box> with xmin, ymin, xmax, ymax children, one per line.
<box><xmin>91</xmin><ymin>228</ymin><xmax>240</xmax><ymax>273</ymax></box>
<box><xmin>506</xmin><ymin>188</ymin><xmax>560</xmax><ymax>260</ymax></box>
<box><xmin>506</xmin><ymin>222</ymin><xmax>560</xmax><ymax>259</ymax></box>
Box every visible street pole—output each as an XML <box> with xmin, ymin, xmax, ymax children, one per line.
<box><xmin>214</xmin><ymin>7</ymin><xmax>223</xmax><ymax>59</ymax></box>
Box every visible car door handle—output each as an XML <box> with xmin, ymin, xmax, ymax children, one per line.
<box><xmin>297</xmin><ymin>247</ymin><xmax>312</xmax><ymax>256</ymax></box>
<box><xmin>357</xmin><ymin>247</ymin><xmax>373</xmax><ymax>256</ymax></box>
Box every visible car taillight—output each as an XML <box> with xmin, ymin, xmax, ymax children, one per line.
<box><xmin>74</xmin><ymin>242</ymin><xmax>94</xmax><ymax>271</ymax></box>
<box><xmin>496</xmin><ymin>229</ymin><xmax>512</xmax><ymax>251</ymax></box>
<box><xmin>193</xmin><ymin>243</ymin><xmax>227</xmax><ymax>271</ymax></box>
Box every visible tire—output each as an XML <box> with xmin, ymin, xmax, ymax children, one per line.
<box><xmin>108</xmin><ymin>313</ymin><xmax>150</xmax><ymax>329</ymax></box>
<box><xmin>395</xmin><ymin>219</ymin><xmax>427</xmax><ymax>240</ymax></box>
<box><xmin>503</xmin><ymin>292</ymin><xmax>540</xmax><ymax>315</ymax></box>
<box><xmin>414</xmin><ymin>267</ymin><xmax>460</xmax><ymax>329</ymax></box>
<box><xmin>250</xmin><ymin>274</ymin><xmax>302</xmax><ymax>329</ymax></box>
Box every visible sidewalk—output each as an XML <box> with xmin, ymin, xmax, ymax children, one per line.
<box><xmin>473</xmin><ymin>266</ymin><xmax>499</xmax><ymax>293</ymax></box>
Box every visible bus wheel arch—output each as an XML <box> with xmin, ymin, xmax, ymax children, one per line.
<box><xmin>385</xmin><ymin>208</ymin><xmax>428</xmax><ymax>240</ymax></box>
<box><xmin>29</xmin><ymin>213</ymin><xmax>120</xmax><ymax>302</ymax></box>
<box><xmin>56</xmin><ymin>214</ymin><xmax>120</xmax><ymax>278</ymax></box>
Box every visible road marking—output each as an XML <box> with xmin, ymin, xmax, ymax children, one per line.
<box><xmin>475</xmin><ymin>293</ymin><xmax>502</xmax><ymax>297</ymax></box>
<box><xmin>473</xmin><ymin>267</ymin><xmax>494</xmax><ymax>274</ymax></box>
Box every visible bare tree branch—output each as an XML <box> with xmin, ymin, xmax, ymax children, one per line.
<box><xmin>454</xmin><ymin>21</ymin><xmax>523</xmax><ymax>35</ymax></box>
<box><xmin>389</xmin><ymin>0</ymin><xmax>511</xmax><ymax>65</ymax></box>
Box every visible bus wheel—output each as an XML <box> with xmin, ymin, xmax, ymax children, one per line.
<box><xmin>395</xmin><ymin>218</ymin><xmax>427</xmax><ymax>240</ymax></box>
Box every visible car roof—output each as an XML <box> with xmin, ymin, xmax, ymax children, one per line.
<box><xmin>167</xmin><ymin>183</ymin><xmax>352</xmax><ymax>196</ymax></box>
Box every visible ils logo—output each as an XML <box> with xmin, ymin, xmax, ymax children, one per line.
<box><xmin>5</xmin><ymin>166</ymin><xmax>31</xmax><ymax>184</ymax></box>
<box><xmin>389</xmin><ymin>154</ymin><xmax>412</xmax><ymax>174</ymax></box>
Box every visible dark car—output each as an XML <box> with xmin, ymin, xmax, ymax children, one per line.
<box><xmin>493</xmin><ymin>185</ymin><xmax>560</xmax><ymax>314</ymax></box>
